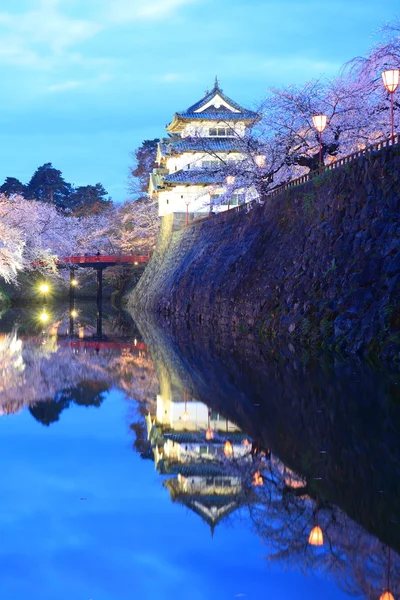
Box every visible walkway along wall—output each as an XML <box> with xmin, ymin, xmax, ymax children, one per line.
<box><xmin>128</xmin><ymin>144</ymin><xmax>400</xmax><ymax>360</ymax></box>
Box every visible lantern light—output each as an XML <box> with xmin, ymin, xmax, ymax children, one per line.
<box><xmin>312</xmin><ymin>114</ymin><xmax>328</xmax><ymax>167</ymax></box>
<box><xmin>226</xmin><ymin>175</ymin><xmax>235</xmax><ymax>185</ymax></box>
<box><xmin>39</xmin><ymin>311</ymin><xmax>49</xmax><ymax>323</ymax></box>
<box><xmin>308</xmin><ymin>525</ymin><xmax>324</xmax><ymax>546</ymax></box>
<box><xmin>382</xmin><ymin>69</ymin><xmax>400</xmax><ymax>144</ymax></box>
<box><xmin>312</xmin><ymin>114</ymin><xmax>328</xmax><ymax>133</ymax></box>
<box><xmin>253</xmin><ymin>471</ymin><xmax>263</xmax><ymax>486</ymax></box>
<box><xmin>70</xmin><ymin>309</ymin><xmax>78</xmax><ymax>318</ymax></box>
<box><xmin>182</xmin><ymin>410</ymin><xmax>189</xmax><ymax>422</ymax></box>
<box><xmin>205</xmin><ymin>427</ymin><xmax>214</xmax><ymax>440</ymax></box>
<box><xmin>380</xmin><ymin>592</ymin><xmax>395</xmax><ymax>600</ymax></box>
<box><xmin>224</xmin><ymin>440</ymin><xmax>233</xmax><ymax>456</ymax></box>
<box><xmin>255</xmin><ymin>155</ymin><xmax>266</xmax><ymax>167</ymax></box>
<box><xmin>70</xmin><ymin>279</ymin><xmax>78</xmax><ymax>287</ymax></box>
<box><xmin>39</xmin><ymin>283</ymin><xmax>49</xmax><ymax>294</ymax></box>
<box><xmin>382</xmin><ymin>69</ymin><xmax>400</xmax><ymax>93</ymax></box>
<box><xmin>78</xmin><ymin>327</ymin><xmax>85</xmax><ymax>339</ymax></box>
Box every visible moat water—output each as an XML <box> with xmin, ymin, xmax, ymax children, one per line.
<box><xmin>0</xmin><ymin>301</ymin><xmax>399</xmax><ymax>600</ymax></box>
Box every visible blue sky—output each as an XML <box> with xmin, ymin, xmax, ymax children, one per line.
<box><xmin>0</xmin><ymin>0</ymin><xmax>398</xmax><ymax>202</ymax></box>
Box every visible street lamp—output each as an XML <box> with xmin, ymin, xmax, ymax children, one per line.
<box><xmin>255</xmin><ymin>155</ymin><xmax>266</xmax><ymax>201</ymax></box>
<box><xmin>382</xmin><ymin>69</ymin><xmax>400</xmax><ymax>144</ymax></box>
<box><xmin>312</xmin><ymin>114</ymin><xmax>328</xmax><ymax>168</ymax></box>
<box><xmin>223</xmin><ymin>440</ymin><xmax>233</xmax><ymax>456</ymax></box>
<box><xmin>185</xmin><ymin>200</ymin><xmax>191</xmax><ymax>226</ymax></box>
<box><xmin>380</xmin><ymin>548</ymin><xmax>396</xmax><ymax>600</ymax></box>
<box><xmin>308</xmin><ymin>525</ymin><xmax>324</xmax><ymax>546</ymax></box>
<box><xmin>226</xmin><ymin>175</ymin><xmax>235</xmax><ymax>211</ymax></box>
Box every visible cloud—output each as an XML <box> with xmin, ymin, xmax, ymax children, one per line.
<box><xmin>105</xmin><ymin>0</ymin><xmax>198</xmax><ymax>23</ymax></box>
<box><xmin>157</xmin><ymin>72</ymin><xmax>186</xmax><ymax>82</ymax></box>
<box><xmin>46</xmin><ymin>73</ymin><xmax>113</xmax><ymax>93</ymax></box>
<box><xmin>0</xmin><ymin>1</ymin><xmax>102</xmax><ymax>69</ymax></box>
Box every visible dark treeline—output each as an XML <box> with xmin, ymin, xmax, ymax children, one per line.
<box><xmin>0</xmin><ymin>163</ymin><xmax>112</xmax><ymax>216</ymax></box>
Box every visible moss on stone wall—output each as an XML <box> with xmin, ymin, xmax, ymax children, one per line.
<box><xmin>129</xmin><ymin>145</ymin><xmax>400</xmax><ymax>361</ymax></box>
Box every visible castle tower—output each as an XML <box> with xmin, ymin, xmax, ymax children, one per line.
<box><xmin>149</xmin><ymin>80</ymin><xmax>260</xmax><ymax>217</ymax></box>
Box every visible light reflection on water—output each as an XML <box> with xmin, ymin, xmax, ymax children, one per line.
<box><xmin>0</xmin><ymin>303</ymin><xmax>398</xmax><ymax>599</ymax></box>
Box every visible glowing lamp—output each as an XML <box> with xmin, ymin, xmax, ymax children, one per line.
<box><xmin>382</xmin><ymin>69</ymin><xmax>400</xmax><ymax>143</ymax></box>
<box><xmin>205</xmin><ymin>427</ymin><xmax>214</xmax><ymax>440</ymax></box>
<box><xmin>78</xmin><ymin>327</ymin><xmax>85</xmax><ymax>339</ymax></box>
<box><xmin>182</xmin><ymin>410</ymin><xmax>189</xmax><ymax>422</ymax></box>
<box><xmin>308</xmin><ymin>525</ymin><xmax>324</xmax><ymax>546</ymax></box>
<box><xmin>70</xmin><ymin>309</ymin><xmax>78</xmax><ymax>318</ymax></box>
<box><xmin>226</xmin><ymin>175</ymin><xmax>235</xmax><ymax>185</ymax></box>
<box><xmin>134</xmin><ymin>261</ymin><xmax>139</xmax><ymax>266</ymax></box>
<box><xmin>253</xmin><ymin>471</ymin><xmax>263</xmax><ymax>486</ymax></box>
<box><xmin>255</xmin><ymin>155</ymin><xmax>266</xmax><ymax>167</ymax></box>
<box><xmin>71</xmin><ymin>279</ymin><xmax>78</xmax><ymax>287</ymax></box>
<box><xmin>312</xmin><ymin>114</ymin><xmax>328</xmax><ymax>133</ymax></box>
<box><xmin>382</xmin><ymin>69</ymin><xmax>400</xmax><ymax>93</ymax></box>
<box><xmin>224</xmin><ymin>440</ymin><xmax>233</xmax><ymax>456</ymax></box>
<box><xmin>39</xmin><ymin>311</ymin><xmax>49</xmax><ymax>323</ymax></box>
<box><xmin>39</xmin><ymin>283</ymin><xmax>49</xmax><ymax>294</ymax></box>
<box><xmin>380</xmin><ymin>592</ymin><xmax>395</xmax><ymax>600</ymax></box>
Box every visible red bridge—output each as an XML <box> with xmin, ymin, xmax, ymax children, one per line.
<box><xmin>59</xmin><ymin>253</ymin><xmax>151</xmax><ymax>268</ymax></box>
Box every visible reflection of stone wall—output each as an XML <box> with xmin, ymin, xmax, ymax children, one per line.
<box><xmin>130</xmin><ymin>146</ymin><xmax>400</xmax><ymax>359</ymax></box>
<box><xmin>134</xmin><ymin>311</ymin><xmax>400</xmax><ymax>554</ymax></box>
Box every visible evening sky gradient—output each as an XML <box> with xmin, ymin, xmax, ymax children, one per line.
<box><xmin>0</xmin><ymin>0</ymin><xmax>398</xmax><ymax>202</ymax></box>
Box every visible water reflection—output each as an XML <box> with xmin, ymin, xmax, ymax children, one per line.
<box><xmin>135</xmin><ymin>313</ymin><xmax>400</xmax><ymax>600</ymax></box>
<box><xmin>0</xmin><ymin>303</ymin><xmax>157</xmax><ymax>417</ymax></box>
<box><xmin>0</xmin><ymin>302</ymin><xmax>400</xmax><ymax>598</ymax></box>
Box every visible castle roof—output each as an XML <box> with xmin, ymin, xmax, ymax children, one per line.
<box><xmin>164</xmin><ymin>432</ymin><xmax>250</xmax><ymax>445</ymax></box>
<box><xmin>167</xmin><ymin>79</ymin><xmax>259</xmax><ymax>133</ymax></box>
<box><xmin>162</xmin><ymin>169</ymin><xmax>222</xmax><ymax>186</ymax></box>
<box><xmin>164</xmin><ymin>478</ymin><xmax>255</xmax><ymax>532</ymax></box>
<box><xmin>158</xmin><ymin>136</ymin><xmax>245</xmax><ymax>158</ymax></box>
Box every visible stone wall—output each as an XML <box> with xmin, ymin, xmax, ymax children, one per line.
<box><xmin>129</xmin><ymin>145</ymin><xmax>400</xmax><ymax>359</ymax></box>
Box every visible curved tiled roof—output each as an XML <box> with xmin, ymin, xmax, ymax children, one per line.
<box><xmin>159</xmin><ymin>137</ymin><xmax>245</xmax><ymax>156</ymax></box>
<box><xmin>167</xmin><ymin>81</ymin><xmax>259</xmax><ymax>130</ymax></box>
<box><xmin>174</xmin><ymin>111</ymin><xmax>257</xmax><ymax>121</ymax></box>
<box><xmin>164</xmin><ymin>432</ymin><xmax>250</xmax><ymax>444</ymax></box>
<box><xmin>163</xmin><ymin>169</ymin><xmax>222</xmax><ymax>185</ymax></box>
<box><xmin>178</xmin><ymin>81</ymin><xmax>258</xmax><ymax>119</ymax></box>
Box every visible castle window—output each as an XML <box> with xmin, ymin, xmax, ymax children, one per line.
<box><xmin>202</xmin><ymin>160</ymin><xmax>220</xmax><ymax>169</ymax></box>
<box><xmin>229</xmin><ymin>194</ymin><xmax>245</xmax><ymax>206</ymax></box>
<box><xmin>209</xmin><ymin>127</ymin><xmax>235</xmax><ymax>137</ymax></box>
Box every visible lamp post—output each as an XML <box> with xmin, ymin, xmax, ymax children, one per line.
<box><xmin>380</xmin><ymin>547</ymin><xmax>396</xmax><ymax>600</ymax></box>
<box><xmin>226</xmin><ymin>175</ymin><xmax>235</xmax><ymax>211</ymax></box>
<box><xmin>308</xmin><ymin>494</ymin><xmax>324</xmax><ymax>546</ymax></box>
<box><xmin>39</xmin><ymin>282</ymin><xmax>49</xmax><ymax>305</ymax></box>
<box><xmin>185</xmin><ymin>200</ymin><xmax>191</xmax><ymax>226</ymax></box>
<box><xmin>312</xmin><ymin>114</ymin><xmax>328</xmax><ymax>168</ymax></box>
<box><xmin>205</xmin><ymin>410</ymin><xmax>214</xmax><ymax>440</ymax></box>
<box><xmin>255</xmin><ymin>154</ymin><xmax>266</xmax><ymax>201</ymax></box>
<box><xmin>382</xmin><ymin>69</ymin><xmax>400</xmax><ymax>144</ymax></box>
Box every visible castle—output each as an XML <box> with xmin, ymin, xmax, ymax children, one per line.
<box><xmin>149</xmin><ymin>79</ymin><xmax>260</xmax><ymax>217</ymax></box>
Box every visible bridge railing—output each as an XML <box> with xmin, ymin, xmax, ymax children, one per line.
<box><xmin>59</xmin><ymin>253</ymin><xmax>151</xmax><ymax>265</ymax></box>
